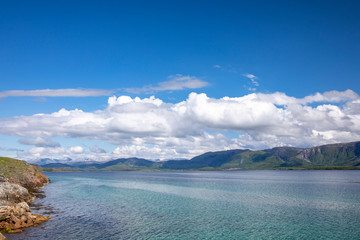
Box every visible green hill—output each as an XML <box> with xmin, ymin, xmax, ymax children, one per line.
<box><xmin>0</xmin><ymin>157</ymin><xmax>49</xmax><ymax>188</ymax></box>
<box><xmin>160</xmin><ymin>149</ymin><xmax>247</xmax><ymax>170</ymax></box>
<box><xmin>35</xmin><ymin>141</ymin><xmax>360</xmax><ymax>171</ymax></box>
<box><xmin>95</xmin><ymin>158</ymin><xmax>161</xmax><ymax>171</ymax></box>
<box><xmin>159</xmin><ymin>141</ymin><xmax>360</xmax><ymax>170</ymax></box>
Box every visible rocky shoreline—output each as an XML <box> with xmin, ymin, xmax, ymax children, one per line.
<box><xmin>0</xmin><ymin>157</ymin><xmax>51</xmax><ymax>240</ymax></box>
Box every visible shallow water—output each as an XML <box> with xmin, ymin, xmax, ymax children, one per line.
<box><xmin>5</xmin><ymin>170</ymin><xmax>360</xmax><ymax>240</ymax></box>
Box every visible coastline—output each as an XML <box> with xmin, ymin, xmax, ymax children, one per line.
<box><xmin>0</xmin><ymin>157</ymin><xmax>51</xmax><ymax>239</ymax></box>
<box><xmin>38</xmin><ymin>166</ymin><xmax>360</xmax><ymax>172</ymax></box>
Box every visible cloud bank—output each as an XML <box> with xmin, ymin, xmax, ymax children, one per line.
<box><xmin>2</xmin><ymin>89</ymin><xmax>360</xmax><ymax>161</ymax></box>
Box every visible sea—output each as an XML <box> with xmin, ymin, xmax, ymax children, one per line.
<box><xmin>5</xmin><ymin>170</ymin><xmax>360</xmax><ymax>240</ymax></box>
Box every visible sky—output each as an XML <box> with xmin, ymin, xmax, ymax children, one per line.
<box><xmin>0</xmin><ymin>0</ymin><xmax>360</xmax><ymax>162</ymax></box>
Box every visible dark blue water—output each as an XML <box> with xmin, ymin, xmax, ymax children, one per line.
<box><xmin>5</xmin><ymin>171</ymin><xmax>360</xmax><ymax>239</ymax></box>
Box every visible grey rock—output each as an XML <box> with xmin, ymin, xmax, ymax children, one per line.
<box><xmin>0</xmin><ymin>200</ymin><xmax>14</xmax><ymax>207</ymax></box>
<box><xmin>0</xmin><ymin>182</ymin><xmax>31</xmax><ymax>203</ymax></box>
<box><xmin>0</xmin><ymin>175</ymin><xmax>6</xmax><ymax>183</ymax></box>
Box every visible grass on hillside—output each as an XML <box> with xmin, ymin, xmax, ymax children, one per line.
<box><xmin>0</xmin><ymin>157</ymin><xmax>29</xmax><ymax>178</ymax></box>
<box><xmin>0</xmin><ymin>157</ymin><xmax>43</xmax><ymax>184</ymax></box>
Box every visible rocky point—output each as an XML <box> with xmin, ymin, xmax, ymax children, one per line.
<box><xmin>0</xmin><ymin>157</ymin><xmax>50</xmax><ymax>239</ymax></box>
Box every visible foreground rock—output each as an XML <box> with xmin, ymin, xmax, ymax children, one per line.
<box><xmin>0</xmin><ymin>157</ymin><xmax>50</xmax><ymax>236</ymax></box>
<box><xmin>0</xmin><ymin>201</ymin><xmax>51</xmax><ymax>232</ymax></box>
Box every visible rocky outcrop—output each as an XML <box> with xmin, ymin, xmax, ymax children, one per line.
<box><xmin>0</xmin><ymin>157</ymin><xmax>49</xmax><ymax>189</ymax></box>
<box><xmin>0</xmin><ymin>157</ymin><xmax>51</xmax><ymax>235</ymax></box>
<box><xmin>0</xmin><ymin>201</ymin><xmax>50</xmax><ymax>232</ymax></box>
<box><xmin>0</xmin><ymin>183</ymin><xmax>32</xmax><ymax>203</ymax></box>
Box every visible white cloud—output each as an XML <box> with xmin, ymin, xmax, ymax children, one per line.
<box><xmin>25</xmin><ymin>147</ymin><xmax>68</xmax><ymax>159</ymax></box>
<box><xmin>125</xmin><ymin>74</ymin><xmax>209</xmax><ymax>93</ymax></box>
<box><xmin>243</xmin><ymin>73</ymin><xmax>257</xmax><ymax>79</ymax></box>
<box><xmin>0</xmin><ymin>89</ymin><xmax>114</xmax><ymax>98</ymax></box>
<box><xmin>301</xmin><ymin>89</ymin><xmax>359</xmax><ymax>104</ymax></box>
<box><xmin>69</xmin><ymin>146</ymin><xmax>84</xmax><ymax>154</ymax></box>
<box><xmin>256</xmin><ymin>89</ymin><xmax>359</xmax><ymax>105</ymax></box>
<box><xmin>243</xmin><ymin>73</ymin><xmax>259</xmax><ymax>88</ymax></box>
<box><xmin>213</xmin><ymin>65</ymin><xmax>222</xmax><ymax>68</ymax></box>
<box><xmin>18</xmin><ymin>146</ymin><xmax>109</xmax><ymax>163</ymax></box>
<box><xmin>1</xmin><ymin>90</ymin><xmax>360</xmax><ymax>161</ymax></box>
<box><xmin>18</xmin><ymin>137</ymin><xmax>61</xmax><ymax>147</ymax></box>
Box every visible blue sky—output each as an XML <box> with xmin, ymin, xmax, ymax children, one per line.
<box><xmin>0</xmin><ymin>0</ymin><xmax>360</xmax><ymax>162</ymax></box>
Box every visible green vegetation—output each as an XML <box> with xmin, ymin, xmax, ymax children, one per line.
<box><xmin>0</xmin><ymin>157</ymin><xmax>37</xmax><ymax>181</ymax></box>
<box><xmin>0</xmin><ymin>157</ymin><xmax>49</xmax><ymax>190</ymax></box>
<box><xmin>99</xmin><ymin>158</ymin><xmax>162</xmax><ymax>171</ymax></box>
<box><xmin>304</xmin><ymin>142</ymin><xmax>360</xmax><ymax>167</ymax></box>
<box><xmin>0</xmin><ymin>227</ymin><xmax>13</xmax><ymax>233</ymax></box>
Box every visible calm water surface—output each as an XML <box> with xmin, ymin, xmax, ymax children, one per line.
<box><xmin>5</xmin><ymin>170</ymin><xmax>360</xmax><ymax>239</ymax></box>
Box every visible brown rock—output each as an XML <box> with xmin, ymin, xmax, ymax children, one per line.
<box><xmin>7</xmin><ymin>229</ymin><xmax>22</xmax><ymax>233</ymax></box>
<box><xmin>0</xmin><ymin>233</ymin><xmax>7</xmax><ymax>240</ymax></box>
<box><xmin>33</xmin><ymin>214</ymin><xmax>51</xmax><ymax>225</ymax></box>
<box><xmin>0</xmin><ymin>202</ymin><xmax>50</xmax><ymax>230</ymax></box>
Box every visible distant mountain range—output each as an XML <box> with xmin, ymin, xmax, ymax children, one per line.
<box><xmin>35</xmin><ymin>141</ymin><xmax>360</xmax><ymax>171</ymax></box>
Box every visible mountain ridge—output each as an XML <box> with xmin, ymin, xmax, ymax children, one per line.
<box><xmin>36</xmin><ymin>141</ymin><xmax>360</xmax><ymax>171</ymax></box>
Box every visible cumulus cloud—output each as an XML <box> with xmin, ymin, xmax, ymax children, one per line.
<box><xmin>1</xmin><ymin>90</ymin><xmax>360</xmax><ymax>161</ymax></box>
<box><xmin>22</xmin><ymin>147</ymin><xmax>69</xmax><ymax>159</ymax></box>
<box><xmin>0</xmin><ymin>88</ymin><xmax>114</xmax><ymax>98</ymax></box>
<box><xmin>125</xmin><ymin>74</ymin><xmax>209</xmax><ymax>93</ymax></box>
<box><xmin>17</xmin><ymin>146</ymin><xmax>108</xmax><ymax>163</ymax></box>
<box><xmin>301</xmin><ymin>89</ymin><xmax>360</xmax><ymax>104</ymax></box>
<box><xmin>69</xmin><ymin>146</ymin><xmax>84</xmax><ymax>154</ymax></box>
<box><xmin>256</xmin><ymin>89</ymin><xmax>360</xmax><ymax>105</ymax></box>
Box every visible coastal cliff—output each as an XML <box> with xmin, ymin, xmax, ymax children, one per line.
<box><xmin>0</xmin><ymin>157</ymin><xmax>50</xmax><ymax>239</ymax></box>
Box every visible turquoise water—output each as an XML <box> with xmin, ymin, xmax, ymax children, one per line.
<box><xmin>6</xmin><ymin>170</ymin><xmax>360</xmax><ymax>240</ymax></box>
